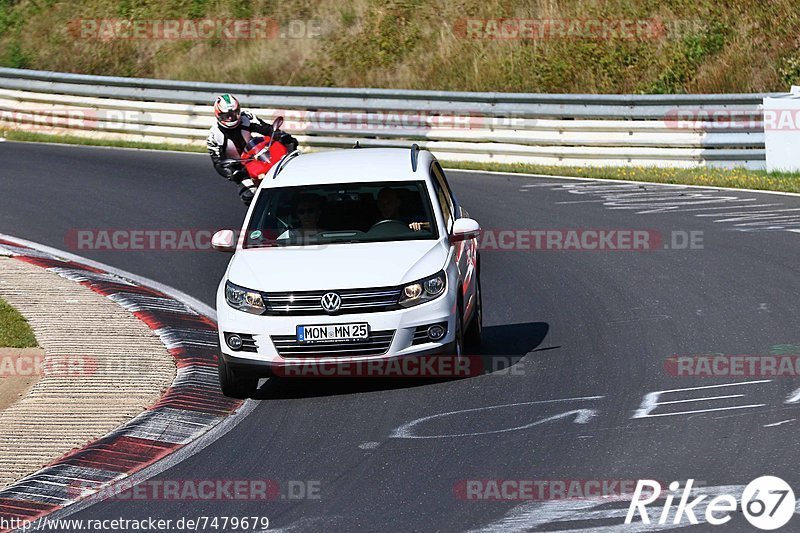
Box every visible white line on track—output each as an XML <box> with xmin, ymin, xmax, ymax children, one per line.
<box><xmin>764</xmin><ymin>419</ymin><xmax>796</xmax><ymax>427</ymax></box>
<box><xmin>633</xmin><ymin>404</ymin><xmax>766</xmax><ymax>418</ymax></box>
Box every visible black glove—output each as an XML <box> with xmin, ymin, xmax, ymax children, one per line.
<box><xmin>239</xmin><ymin>185</ymin><xmax>255</xmax><ymax>206</ymax></box>
<box><xmin>231</xmin><ymin>168</ymin><xmax>250</xmax><ymax>183</ymax></box>
<box><xmin>278</xmin><ymin>132</ymin><xmax>299</xmax><ymax>153</ymax></box>
<box><xmin>218</xmin><ymin>161</ymin><xmax>245</xmax><ymax>181</ymax></box>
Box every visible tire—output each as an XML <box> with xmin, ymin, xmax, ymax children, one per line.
<box><xmin>465</xmin><ymin>275</ymin><xmax>482</xmax><ymax>351</ymax></box>
<box><xmin>453</xmin><ymin>304</ymin><xmax>464</xmax><ymax>358</ymax></box>
<box><xmin>218</xmin><ymin>355</ymin><xmax>258</xmax><ymax>399</ymax></box>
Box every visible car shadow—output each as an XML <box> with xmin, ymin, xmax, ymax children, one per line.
<box><xmin>249</xmin><ymin>321</ymin><xmax>551</xmax><ymax>400</ymax></box>
<box><xmin>474</xmin><ymin>321</ymin><xmax>554</xmax><ymax>376</ymax></box>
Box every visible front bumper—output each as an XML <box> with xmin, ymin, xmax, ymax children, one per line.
<box><xmin>216</xmin><ymin>283</ymin><xmax>458</xmax><ymax>376</ymax></box>
<box><xmin>221</xmin><ymin>341</ymin><xmax>456</xmax><ymax>377</ymax></box>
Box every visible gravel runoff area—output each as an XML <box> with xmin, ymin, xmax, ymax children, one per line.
<box><xmin>0</xmin><ymin>256</ymin><xmax>175</xmax><ymax>489</ymax></box>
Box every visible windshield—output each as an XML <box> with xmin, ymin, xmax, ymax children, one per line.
<box><xmin>244</xmin><ymin>181</ymin><xmax>438</xmax><ymax>247</ymax></box>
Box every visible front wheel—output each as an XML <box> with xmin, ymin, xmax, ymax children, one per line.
<box><xmin>238</xmin><ymin>185</ymin><xmax>255</xmax><ymax>206</ymax></box>
<box><xmin>465</xmin><ymin>276</ymin><xmax>482</xmax><ymax>351</ymax></box>
<box><xmin>218</xmin><ymin>356</ymin><xmax>258</xmax><ymax>399</ymax></box>
<box><xmin>453</xmin><ymin>305</ymin><xmax>464</xmax><ymax>358</ymax></box>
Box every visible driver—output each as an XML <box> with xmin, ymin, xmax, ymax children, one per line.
<box><xmin>206</xmin><ymin>94</ymin><xmax>298</xmax><ymax>205</ymax></box>
<box><xmin>376</xmin><ymin>187</ymin><xmax>429</xmax><ymax>231</ymax></box>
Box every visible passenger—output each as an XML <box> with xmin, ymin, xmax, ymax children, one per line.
<box><xmin>295</xmin><ymin>194</ymin><xmax>323</xmax><ymax>233</ymax></box>
<box><xmin>376</xmin><ymin>187</ymin><xmax>429</xmax><ymax>232</ymax></box>
<box><xmin>278</xmin><ymin>194</ymin><xmax>324</xmax><ymax>242</ymax></box>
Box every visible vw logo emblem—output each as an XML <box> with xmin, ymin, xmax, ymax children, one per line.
<box><xmin>320</xmin><ymin>292</ymin><xmax>342</xmax><ymax>313</ymax></box>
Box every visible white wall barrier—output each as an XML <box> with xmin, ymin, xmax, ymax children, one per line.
<box><xmin>0</xmin><ymin>67</ymin><xmax>783</xmax><ymax>169</ymax></box>
<box><xmin>763</xmin><ymin>86</ymin><xmax>800</xmax><ymax>172</ymax></box>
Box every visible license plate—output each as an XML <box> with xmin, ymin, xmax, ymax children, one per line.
<box><xmin>297</xmin><ymin>323</ymin><xmax>369</xmax><ymax>343</ymax></box>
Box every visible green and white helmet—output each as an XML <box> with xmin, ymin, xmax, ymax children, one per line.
<box><xmin>214</xmin><ymin>93</ymin><xmax>241</xmax><ymax>128</ymax></box>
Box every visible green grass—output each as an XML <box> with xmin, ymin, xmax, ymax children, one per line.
<box><xmin>0</xmin><ymin>297</ymin><xmax>37</xmax><ymax>349</ymax></box>
<box><xmin>1</xmin><ymin>130</ymin><xmax>206</xmax><ymax>153</ymax></box>
<box><xmin>442</xmin><ymin>160</ymin><xmax>800</xmax><ymax>194</ymax></box>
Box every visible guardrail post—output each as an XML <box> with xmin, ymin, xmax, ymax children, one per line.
<box><xmin>764</xmin><ymin>89</ymin><xmax>800</xmax><ymax>172</ymax></box>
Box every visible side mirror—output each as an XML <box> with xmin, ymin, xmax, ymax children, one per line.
<box><xmin>449</xmin><ymin>218</ymin><xmax>481</xmax><ymax>243</ymax></box>
<box><xmin>211</xmin><ymin>229</ymin><xmax>237</xmax><ymax>253</ymax></box>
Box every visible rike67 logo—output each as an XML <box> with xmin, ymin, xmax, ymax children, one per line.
<box><xmin>626</xmin><ymin>477</ymin><xmax>795</xmax><ymax>530</ymax></box>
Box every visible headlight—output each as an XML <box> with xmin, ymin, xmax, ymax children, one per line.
<box><xmin>225</xmin><ymin>281</ymin><xmax>266</xmax><ymax>314</ymax></box>
<box><xmin>399</xmin><ymin>271</ymin><xmax>446</xmax><ymax>307</ymax></box>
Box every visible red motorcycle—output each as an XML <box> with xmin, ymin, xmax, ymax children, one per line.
<box><xmin>218</xmin><ymin>117</ymin><xmax>290</xmax><ymax>204</ymax></box>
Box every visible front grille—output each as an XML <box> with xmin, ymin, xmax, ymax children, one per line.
<box><xmin>261</xmin><ymin>287</ymin><xmax>402</xmax><ymax>316</ymax></box>
<box><xmin>271</xmin><ymin>330</ymin><xmax>395</xmax><ymax>358</ymax></box>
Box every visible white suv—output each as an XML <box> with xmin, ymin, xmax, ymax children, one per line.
<box><xmin>212</xmin><ymin>146</ymin><xmax>482</xmax><ymax>398</ymax></box>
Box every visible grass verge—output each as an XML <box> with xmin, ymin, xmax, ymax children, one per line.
<box><xmin>2</xmin><ymin>0</ymin><xmax>800</xmax><ymax>94</ymax></box>
<box><xmin>443</xmin><ymin>161</ymin><xmax>800</xmax><ymax>194</ymax></box>
<box><xmin>1</xmin><ymin>130</ymin><xmax>206</xmax><ymax>153</ymax></box>
<box><xmin>3</xmin><ymin>130</ymin><xmax>799</xmax><ymax>194</ymax></box>
<box><xmin>0</xmin><ymin>297</ymin><xmax>37</xmax><ymax>349</ymax></box>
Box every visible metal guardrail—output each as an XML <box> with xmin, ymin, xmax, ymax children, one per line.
<box><xmin>0</xmin><ymin>67</ymin><xmax>775</xmax><ymax>168</ymax></box>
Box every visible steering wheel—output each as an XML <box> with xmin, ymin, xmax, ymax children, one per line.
<box><xmin>369</xmin><ymin>219</ymin><xmax>408</xmax><ymax>231</ymax></box>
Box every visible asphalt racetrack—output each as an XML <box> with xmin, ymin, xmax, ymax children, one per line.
<box><xmin>1</xmin><ymin>141</ymin><xmax>799</xmax><ymax>531</ymax></box>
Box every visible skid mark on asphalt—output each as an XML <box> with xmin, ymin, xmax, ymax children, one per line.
<box><xmin>521</xmin><ymin>182</ymin><xmax>800</xmax><ymax>232</ymax></box>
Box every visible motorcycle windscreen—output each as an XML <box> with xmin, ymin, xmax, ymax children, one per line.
<box><xmin>244</xmin><ymin>138</ymin><xmax>271</xmax><ymax>162</ymax></box>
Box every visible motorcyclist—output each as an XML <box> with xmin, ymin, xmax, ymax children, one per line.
<box><xmin>207</xmin><ymin>93</ymin><xmax>298</xmax><ymax>205</ymax></box>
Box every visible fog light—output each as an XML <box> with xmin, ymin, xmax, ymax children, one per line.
<box><xmin>427</xmin><ymin>324</ymin><xmax>446</xmax><ymax>341</ymax></box>
<box><xmin>226</xmin><ymin>333</ymin><xmax>243</xmax><ymax>351</ymax></box>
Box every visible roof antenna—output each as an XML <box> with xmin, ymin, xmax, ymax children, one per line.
<box><xmin>353</xmin><ymin>140</ymin><xmax>361</xmax><ymax>149</ymax></box>
<box><xmin>410</xmin><ymin>143</ymin><xmax>420</xmax><ymax>172</ymax></box>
